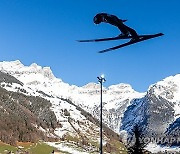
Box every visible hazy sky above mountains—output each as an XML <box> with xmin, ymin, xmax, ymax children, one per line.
<box><xmin>0</xmin><ymin>0</ymin><xmax>180</xmax><ymax>92</ymax></box>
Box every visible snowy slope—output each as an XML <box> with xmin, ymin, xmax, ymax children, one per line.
<box><xmin>0</xmin><ymin>60</ymin><xmax>144</xmax><ymax>134</ymax></box>
<box><xmin>149</xmin><ymin>74</ymin><xmax>180</xmax><ymax>119</ymax></box>
<box><xmin>120</xmin><ymin>74</ymin><xmax>180</xmax><ymax>152</ymax></box>
<box><xmin>0</xmin><ymin>60</ymin><xmax>128</xmax><ymax>153</ymax></box>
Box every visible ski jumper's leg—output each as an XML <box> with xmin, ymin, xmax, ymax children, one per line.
<box><xmin>125</xmin><ymin>25</ymin><xmax>138</xmax><ymax>38</ymax></box>
<box><xmin>117</xmin><ymin>25</ymin><xmax>129</xmax><ymax>36</ymax></box>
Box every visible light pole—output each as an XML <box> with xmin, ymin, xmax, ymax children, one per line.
<box><xmin>97</xmin><ymin>74</ymin><xmax>106</xmax><ymax>154</ymax></box>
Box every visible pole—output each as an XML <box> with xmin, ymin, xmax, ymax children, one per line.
<box><xmin>100</xmin><ymin>79</ymin><xmax>103</xmax><ymax>154</ymax></box>
<box><xmin>97</xmin><ymin>75</ymin><xmax>106</xmax><ymax>154</ymax></box>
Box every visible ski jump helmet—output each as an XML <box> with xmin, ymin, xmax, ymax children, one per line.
<box><xmin>93</xmin><ymin>13</ymin><xmax>103</xmax><ymax>24</ymax></box>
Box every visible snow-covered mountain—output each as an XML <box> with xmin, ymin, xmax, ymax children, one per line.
<box><xmin>0</xmin><ymin>60</ymin><xmax>180</xmax><ymax>153</ymax></box>
<box><xmin>0</xmin><ymin>60</ymin><xmax>128</xmax><ymax>153</ymax></box>
<box><xmin>0</xmin><ymin>60</ymin><xmax>144</xmax><ymax>133</ymax></box>
<box><xmin>120</xmin><ymin>73</ymin><xmax>180</xmax><ymax>151</ymax></box>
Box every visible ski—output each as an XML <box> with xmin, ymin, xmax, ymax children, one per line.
<box><xmin>98</xmin><ymin>33</ymin><xmax>164</xmax><ymax>53</ymax></box>
<box><xmin>77</xmin><ymin>36</ymin><xmax>130</xmax><ymax>42</ymax></box>
<box><xmin>77</xmin><ymin>33</ymin><xmax>163</xmax><ymax>43</ymax></box>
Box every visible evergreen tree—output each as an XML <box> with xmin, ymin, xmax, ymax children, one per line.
<box><xmin>128</xmin><ymin>125</ymin><xmax>144</xmax><ymax>154</ymax></box>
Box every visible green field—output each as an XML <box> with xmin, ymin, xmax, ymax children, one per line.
<box><xmin>0</xmin><ymin>142</ymin><xmax>61</xmax><ymax>154</ymax></box>
<box><xmin>0</xmin><ymin>142</ymin><xmax>17</xmax><ymax>153</ymax></box>
<box><xmin>0</xmin><ymin>140</ymin><xmax>127</xmax><ymax>154</ymax></box>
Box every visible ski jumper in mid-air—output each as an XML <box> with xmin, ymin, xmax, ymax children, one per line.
<box><xmin>93</xmin><ymin>13</ymin><xmax>139</xmax><ymax>40</ymax></box>
<box><xmin>78</xmin><ymin>13</ymin><xmax>163</xmax><ymax>53</ymax></box>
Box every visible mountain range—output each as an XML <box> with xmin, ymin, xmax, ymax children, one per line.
<box><xmin>0</xmin><ymin>60</ymin><xmax>179</xmax><ymax>153</ymax></box>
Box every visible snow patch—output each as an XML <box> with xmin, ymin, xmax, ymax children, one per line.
<box><xmin>145</xmin><ymin>143</ymin><xmax>180</xmax><ymax>153</ymax></box>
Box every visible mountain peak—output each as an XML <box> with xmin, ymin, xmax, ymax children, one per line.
<box><xmin>30</xmin><ymin>62</ymin><xmax>40</xmax><ymax>68</ymax></box>
<box><xmin>42</xmin><ymin>67</ymin><xmax>55</xmax><ymax>80</ymax></box>
<box><xmin>148</xmin><ymin>74</ymin><xmax>180</xmax><ymax>102</ymax></box>
<box><xmin>82</xmin><ymin>82</ymin><xmax>100</xmax><ymax>89</ymax></box>
<box><xmin>0</xmin><ymin>60</ymin><xmax>57</xmax><ymax>85</ymax></box>
<box><xmin>11</xmin><ymin>60</ymin><xmax>23</xmax><ymax>65</ymax></box>
<box><xmin>0</xmin><ymin>60</ymin><xmax>24</xmax><ymax>71</ymax></box>
<box><xmin>108</xmin><ymin>83</ymin><xmax>134</xmax><ymax>92</ymax></box>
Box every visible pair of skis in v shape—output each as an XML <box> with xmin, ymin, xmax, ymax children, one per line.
<box><xmin>78</xmin><ymin>33</ymin><xmax>164</xmax><ymax>53</ymax></box>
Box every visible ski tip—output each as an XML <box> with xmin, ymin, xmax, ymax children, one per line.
<box><xmin>98</xmin><ymin>50</ymin><xmax>105</xmax><ymax>53</ymax></box>
<box><xmin>77</xmin><ymin>40</ymin><xmax>94</xmax><ymax>43</ymax></box>
<box><xmin>77</xmin><ymin>40</ymin><xmax>84</xmax><ymax>42</ymax></box>
<box><xmin>98</xmin><ymin>49</ymin><xmax>111</xmax><ymax>53</ymax></box>
<box><xmin>76</xmin><ymin>39</ymin><xmax>87</xmax><ymax>42</ymax></box>
<box><xmin>157</xmin><ymin>33</ymin><xmax>164</xmax><ymax>36</ymax></box>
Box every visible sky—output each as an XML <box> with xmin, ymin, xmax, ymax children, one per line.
<box><xmin>0</xmin><ymin>0</ymin><xmax>180</xmax><ymax>92</ymax></box>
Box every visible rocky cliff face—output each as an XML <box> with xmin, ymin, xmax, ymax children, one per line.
<box><xmin>120</xmin><ymin>74</ymin><xmax>180</xmax><ymax>148</ymax></box>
